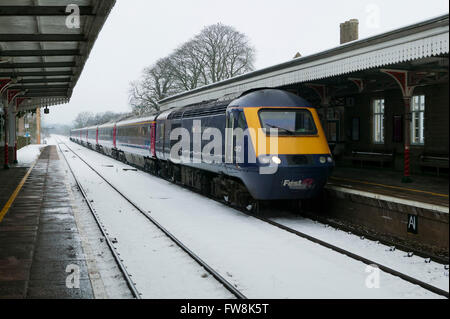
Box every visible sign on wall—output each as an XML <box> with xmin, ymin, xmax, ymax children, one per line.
<box><xmin>407</xmin><ymin>214</ymin><xmax>419</xmax><ymax>234</ymax></box>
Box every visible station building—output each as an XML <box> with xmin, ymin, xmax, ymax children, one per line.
<box><xmin>158</xmin><ymin>15</ymin><xmax>449</xmax><ymax>254</ymax></box>
<box><xmin>159</xmin><ymin>14</ymin><xmax>449</xmax><ymax>179</ymax></box>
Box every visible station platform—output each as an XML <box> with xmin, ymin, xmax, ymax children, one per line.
<box><xmin>0</xmin><ymin>146</ymin><xmax>94</xmax><ymax>299</ymax></box>
<box><xmin>321</xmin><ymin>167</ymin><xmax>449</xmax><ymax>257</ymax></box>
<box><xmin>329</xmin><ymin>167</ymin><xmax>448</xmax><ymax>208</ymax></box>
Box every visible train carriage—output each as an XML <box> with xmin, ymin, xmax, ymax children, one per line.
<box><xmin>115</xmin><ymin>116</ymin><xmax>156</xmax><ymax>166</ymax></box>
<box><xmin>86</xmin><ymin>126</ymin><xmax>98</xmax><ymax>149</ymax></box>
<box><xmin>97</xmin><ymin>123</ymin><xmax>115</xmax><ymax>156</ymax></box>
<box><xmin>71</xmin><ymin>89</ymin><xmax>334</xmax><ymax>206</ymax></box>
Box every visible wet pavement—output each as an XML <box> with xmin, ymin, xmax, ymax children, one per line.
<box><xmin>0</xmin><ymin>146</ymin><xmax>94</xmax><ymax>299</ymax></box>
<box><xmin>0</xmin><ymin>168</ymin><xmax>28</xmax><ymax>211</ymax></box>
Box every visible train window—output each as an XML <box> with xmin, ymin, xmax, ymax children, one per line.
<box><xmin>160</xmin><ymin>123</ymin><xmax>165</xmax><ymax>138</ymax></box>
<box><xmin>237</xmin><ymin>111</ymin><xmax>247</xmax><ymax>130</ymax></box>
<box><xmin>259</xmin><ymin>109</ymin><xmax>317</xmax><ymax>136</ymax></box>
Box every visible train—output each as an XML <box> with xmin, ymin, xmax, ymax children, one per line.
<box><xmin>71</xmin><ymin>89</ymin><xmax>334</xmax><ymax>210</ymax></box>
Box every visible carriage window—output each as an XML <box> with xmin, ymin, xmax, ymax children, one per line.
<box><xmin>259</xmin><ymin>109</ymin><xmax>317</xmax><ymax>136</ymax></box>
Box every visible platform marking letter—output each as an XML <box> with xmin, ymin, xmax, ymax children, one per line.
<box><xmin>66</xmin><ymin>264</ymin><xmax>80</xmax><ymax>289</ymax></box>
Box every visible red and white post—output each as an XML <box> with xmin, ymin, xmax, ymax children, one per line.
<box><xmin>381</xmin><ymin>69</ymin><xmax>415</xmax><ymax>183</ymax></box>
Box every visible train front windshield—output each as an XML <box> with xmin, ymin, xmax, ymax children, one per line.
<box><xmin>259</xmin><ymin>109</ymin><xmax>317</xmax><ymax>136</ymax></box>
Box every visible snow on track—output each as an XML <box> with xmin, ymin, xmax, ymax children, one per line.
<box><xmin>271</xmin><ymin>216</ymin><xmax>449</xmax><ymax>292</ymax></box>
<box><xmin>59</xmin><ymin>136</ymin><xmax>444</xmax><ymax>299</ymax></box>
<box><xmin>59</xmin><ymin>142</ymin><xmax>235</xmax><ymax>299</ymax></box>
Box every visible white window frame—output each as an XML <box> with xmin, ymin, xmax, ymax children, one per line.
<box><xmin>373</xmin><ymin>98</ymin><xmax>385</xmax><ymax>144</ymax></box>
<box><xmin>411</xmin><ymin>95</ymin><xmax>425</xmax><ymax>146</ymax></box>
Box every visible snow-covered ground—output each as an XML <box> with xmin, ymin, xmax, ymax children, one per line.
<box><xmin>59</xmin><ymin>142</ymin><xmax>234</xmax><ymax>299</ymax></box>
<box><xmin>272</xmin><ymin>216</ymin><xmax>449</xmax><ymax>292</ymax></box>
<box><xmin>16</xmin><ymin>144</ymin><xmax>45</xmax><ymax>167</ymax></box>
<box><xmin>55</xmin><ymin>135</ymin><xmax>446</xmax><ymax>299</ymax></box>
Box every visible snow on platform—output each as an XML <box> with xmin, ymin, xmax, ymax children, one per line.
<box><xmin>16</xmin><ymin>144</ymin><xmax>45</xmax><ymax>167</ymax></box>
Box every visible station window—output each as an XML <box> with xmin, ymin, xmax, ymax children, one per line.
<box><xmin>411</xmin><ymin>95</ymin><xmax>425</xmax><ymax>145</ymax></box>
<box><xmin>373</xmin><ymin>99</ymin><xmax>385</xmax><ymax>144</ymax></box>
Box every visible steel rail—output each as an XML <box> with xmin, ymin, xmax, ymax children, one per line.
<box><xmin>65</xmin><ymin>137</ymin><xmax>449</xmax><ymax>299</ymax></box>
<box><xmin>57</xmin><ymin>142</ymin><xmax>142</xmax><ymax>299</ymax></box>
<box><xmin>59</xmin><ymin>139</ymin><xmax>246</xmax><ymax>300</ymax></box>
<box><xmin>250</xmin><ymin>213</ymin><xmax>449</xmax><ymax>298</ymax></box>
<box><xmin>297</xmin><ymin>210</ymin><xmax>449</xmax><ymax>265</ymax></box>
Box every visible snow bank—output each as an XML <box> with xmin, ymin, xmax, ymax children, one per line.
<box><xmin>17</xmin><ymin>144</ymin><xmax>45</xmax><ymax>167</ymax></box>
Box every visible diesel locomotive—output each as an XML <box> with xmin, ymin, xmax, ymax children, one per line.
<box><xmin>71</xmin><ymin>89</ymin><xmax>334</xmax><ymax>209</ymax></box>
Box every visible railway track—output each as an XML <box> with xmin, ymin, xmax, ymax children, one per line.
<box><xmin>57</xmin><ymin>139</ymin><xmax>246</xmax><ymax>300</ymax></box>
<box><xmin>294</xmin><ymin>210</ymin><xmax>449</xmax><ymax>265</ymax></box>
<box><xmin>57</xmin><ymin>141</ymin><xmax>141</xmax><ymax>299</ymax></box>
<box><xmin>250</xmin><ymin>213</ymin><xmax>449</xmax><ymax>298</ymax></box>
<box><xmin>62</xmin><ymin>137</ymin><xmax>448</xmax><ymax>299</ymax></box>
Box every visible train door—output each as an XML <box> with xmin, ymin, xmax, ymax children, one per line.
<box><xmin>151</xmin><ymin>122</ymin><xmax>156</xmax><ymax>157</ymax></box>
<box><xmin>226</xmin><ymin>109</ymin><xmax>248</xmax><ymax>165</ymax></box>
<box><xmin>226</xmin><ymin>109</ymin><xmax>244</xmax><ymax>164</ymax></box>
<box><xmin>225</xmin><ymin>110</ymin><xmax>235</xmax><ymax>164</ymax></box>
<box><xmin>113</xmin><ymin>125</ymin><xmax>117</xmax><ymax>148</ymax></box>
<box><xmin>155</xmin><ymin>110</ymin><xmax>171</xmax><ymax>160</ymax></box>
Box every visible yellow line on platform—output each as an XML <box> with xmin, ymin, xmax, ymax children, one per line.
<box><xmin>330</xmin><ymin>176</ymin><xmax>449</xmax><ymax>198</ymax></box>
<box><xmin>0</xmin><ymin>162</ymin><xmax>36</xmax><ymax>223</ymax></box>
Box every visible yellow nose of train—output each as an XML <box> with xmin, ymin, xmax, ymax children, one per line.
<box><xmin>226</xmin><ymin>89</ymin><xmax>334</xmax><ymax>200</ymax></box>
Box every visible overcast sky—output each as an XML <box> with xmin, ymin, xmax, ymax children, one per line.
<box><xmin>43</xmin><ymin>0</ymin><xmax>449</xmax><ymax>126</ymax></box>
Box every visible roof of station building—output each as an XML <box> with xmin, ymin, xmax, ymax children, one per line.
<box><xmin>159</xmin><ymin>13</ymin><xmax>449</xmax><ymax>110</ymax></box>
<box><xmin>0</xmin><ymin>0</ymin><xmax>116</xmax><ymax>111</ymax></box>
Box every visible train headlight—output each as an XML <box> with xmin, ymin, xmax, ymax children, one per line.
<box><xmin>327</xmin><ymin>156</ymin><xmax>334</xmax><ymax>163</ymax></box>
<box><xmin>319</xmin><ymin>156</ymin><xmax>327</xmax><ymax>164</ymax></box>
<box><xmin>259</xmin><ymin>155</ymin><xmax>282</xmax><ymax>165</ymax></box>
<box><xmin>259</xmin><ymin>156</ymin><xmax>271</xmax><ymax>165</ymax></box>
<box><xmin>272</xmin><ymin>156</ymin><xmax>282</xmax><ymax>165</ymax></box>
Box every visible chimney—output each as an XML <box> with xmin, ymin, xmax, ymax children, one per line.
<box><xmin>340</xmin><ymin>19</ymin><xmax>359</xmax><ymax>44</ymax></box>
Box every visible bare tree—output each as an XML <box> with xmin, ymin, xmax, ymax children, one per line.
<box><xmin>73</xmin><ymin>111</ymin><xmax>94</xmax><ymax>128</ymax></box>
<box><xmin>129</xmin><ymin>57</ymin><xmax>176</xmax><ymax>115</ymax></box>
<box><xmin>194</xmin><ymin>23</ymin><xmax>255</xmax><ymax>84</ymax></box>
<box><xmin>129</xmin><ymin>23</ymin><xmax>255</xmax><ymax>114</ymax></box>
<box><xmin>73</xmin><ymin>111</ymin><xmax>127</xmax><ymax>128</ymax></box>
<box><xmin>169</xmin><ymin>41</ymin><xmax>208</xmax><ymax>91</ymax></box>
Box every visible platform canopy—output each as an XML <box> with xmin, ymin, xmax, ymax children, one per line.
<box><xmin>159</xmin><ymin>14</ymin><xmax>449</xmax><ymax>110</ymax></box>
<box><xmin>0</xmin><ymin>0</ymin><xmax>115</xmax><ymax>111</ymax></box>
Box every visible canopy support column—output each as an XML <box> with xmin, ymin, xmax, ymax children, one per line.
<box><xmin>381</xmin><ymin>69</ymin><xmax>416</xmax><ymax>183</ymax></box>
<box><xmin>306</xmin><ymin>84</ymin><xmax>333</xmax><ymax>138</ymax></box>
